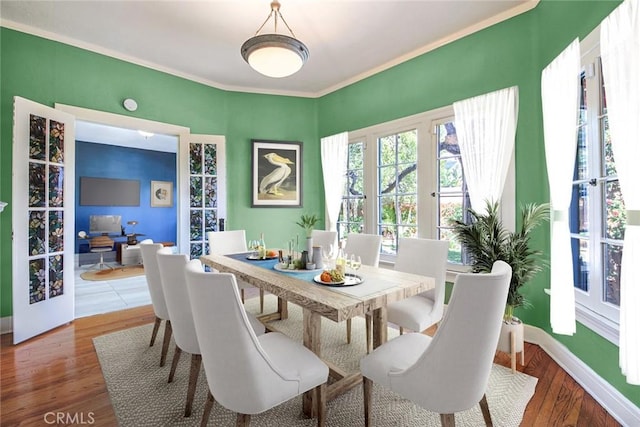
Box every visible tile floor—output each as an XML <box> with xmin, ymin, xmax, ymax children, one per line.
<box><xmin>74</xmin><ymin>263</ymin><xmax>151</xmax><ymax>318</ymax></box>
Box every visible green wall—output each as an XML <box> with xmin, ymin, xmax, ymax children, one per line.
<box><xmin>1</xmin><ymin>0</ymin><xmax>637</xmax><ymax>408</ymax></box>
<box><xmin>318</xmin><ymin>0</ymin><xmax>637</xmax><ymax>407</ymax></box>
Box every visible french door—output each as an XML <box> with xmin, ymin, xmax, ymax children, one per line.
<box><xmin>12</xmin><ymin>97</ymin><xmax>76</xmax><ymax>344</ymax></box>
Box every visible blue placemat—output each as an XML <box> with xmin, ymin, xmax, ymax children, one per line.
<box><xmin>227</xmin><ymin>252</ymin><xmax>318</xmax><ymax>282</ymax></box>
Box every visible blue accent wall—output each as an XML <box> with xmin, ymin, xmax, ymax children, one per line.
<box><xmin>75</xmin><ymin>141</ymin><xmax>177</xmax><ymax>252</ymax></box>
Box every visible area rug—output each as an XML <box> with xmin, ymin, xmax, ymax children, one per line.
<box><xmin>94</xmin><ymin>296</ymin><xmax>537</xmax><ymax>426</ymax></box>
<box><xmin>80</xmin><ymin>265</ymin><xmax>144</xmax><ymax>281</ymax></box>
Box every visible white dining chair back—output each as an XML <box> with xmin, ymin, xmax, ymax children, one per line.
<box><xmin>207</xmin><ymin>230</ymin><xmax>247</xmax><ymax>254</ymax></box>
<box><xmin>311</xmin><ymin>230</ymin><xmax>337</xmax><ymax>253</ymax></box>
<box><xmin>360</xmin><ymin>261</ymin><xmax>512</xmax><ymax>425</ymax></box>
<box><xmin>344</xmin><ymin>233</ymin><xmax>382</xmax><ymax>267</ymax></box>
<box><xmin>184</xmin><ymin>260</ymin><xmax>328</xmax><ymax>425</ymax></box>
<box><xmin>156</xmin><ymin>248</ymin><xmax>199</xmax><ymax>355</ymax></box>
<box><xmin>342</xmin><ymin>233</ymin><xmax>382</xmax><ymax>345</ymax></box>
<box><xmin>155</xmin><ymin>247</ymin><xmax>201</xmax><ymax>417</ymax></box>
<box><xmin>140</xmin><ymin>243</ymin><xmax>169</xmax><ymax>320</ymax></box>
<box><xmin>387</xmin><ymin>238</ymin><xmax>449</xmax><ymax>333</ymax></box>
<box><xmin>207</xmin><ymin>229</ymin><xmax>265</xmax><ymax>312</ymax></box>
<box><xmin>139</xmin><ymin>242</ymin><xmax>172</xmax><ymax>366</ymax></box>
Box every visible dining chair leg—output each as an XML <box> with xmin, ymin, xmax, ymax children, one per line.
<box><xmin>346</xmin><ymin>318</ymin><xmax>352</xmax><ymax>344</ymax></box>
<box><xmin>399</xmin><ymin>326</ymin><xmax>404</xmax><ymax>335</ymax></box>
<box><xmin>315</xmin><ymin>383</ymin><xmax>326</xmax><ymax>427</ymax></box>
<box><xmin>259</xmin><ymin>289</ymin><xmax>265</xmax><ymax>313</ymax></box>
<box><xmin>240</xmin><ymin>288</ymin><xmax>245</xmax><ymax>304</ymax></box>
<box><xmin>440</xmin><ymin>413</ymin><xmax>455</xmax><ymax>426</ymax></box>
<box><xmin>236</xmin><ymin>413</ymin><xmax>250</xmax><ymax>426</ymax></box>
<box><xmin>479</xmin><ymin>394</ymin><xmax>493</xmax><ymax>426</ymax></box>
<box><xmin>150</xmin><ymin>316</ymin><xmax>161</xmax><ymax>346</ymax></box>
<box><xmin>363</xmin><ymin>377</ymin><xmax>372</xmax><ymax>427</ymax></box>
<box><xmin>201</xmin><ymin>391</ymin><xmax>215</xmax><ymax>427</ymax></box>
<box><xmin>160</xmin><ymin>320</ymin><xmax>172</xmax><ymax>367</ymax></box>
<box><xmin>168</xmin><ymin>346</ymin><xmax>182</xmax><ymax>383</ymax></box>
<box><xmin>184</xmin><ymin>354</ymin><xmax>202</xmax><ymax>417</ymax></box>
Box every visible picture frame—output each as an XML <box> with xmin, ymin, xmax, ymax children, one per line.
<box><xmin>150</xmin><ymin>180</ymin><xmax>173</xmax><ymax>207</ymax></box>
<box><xmin>251</xmin><ymin>139</ymin><xmax>302</xmax><ymax>207</ymax></box>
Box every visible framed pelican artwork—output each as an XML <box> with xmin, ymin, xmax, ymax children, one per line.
<box><xmin>251</xmin><ymin>140</ymin><xmax>302</xmax><ymax>207</ymax></box>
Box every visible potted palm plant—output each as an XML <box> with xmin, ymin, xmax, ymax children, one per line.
<box><xmin>450</xmin><ymin>200</ymin><xmax>549</xmax><ymax>371</ymax></box>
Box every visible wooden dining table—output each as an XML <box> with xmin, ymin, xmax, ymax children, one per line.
<box><xmin>199</xmin><ymin>252</ymin><xmax>435</xmax><ymax>417</ymax></box>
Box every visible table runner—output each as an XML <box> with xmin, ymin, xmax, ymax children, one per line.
<box><xmin>226</xmin><ymin>252</ymin><xmax>400</xmax><ymax>298</ymax></box>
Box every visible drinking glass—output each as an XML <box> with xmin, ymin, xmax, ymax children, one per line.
<box><xmin>350</xmin><ymin>254</ymin><xmax>362</xmax><ymax>274</ymax></box>
<box><xmin>248</xmin><ymin>239</ymin><xmax>259</xmax><ymax>258</ymax></box>
<box><xmin>322</xmin><ymin>244</ymin><xmax>335</xmax><ymax>269</ymax></box>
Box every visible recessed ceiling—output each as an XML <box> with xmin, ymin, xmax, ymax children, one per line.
<box><xmin>0</xmin><ymin>0</ymin><xmax>537</xmax><ymax>98</ymax></box>
<box><xmin>76</xmin><ymin>121</ymin><xmax>178</xmax><ymax>153</ymax></box>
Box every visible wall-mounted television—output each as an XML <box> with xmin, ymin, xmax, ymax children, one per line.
<box><xmin>89</xmin><ymin>215</ymin><xmax>122</xmax><ymax>235</ymax></box>
<box><xmin>80</xmin><ymin>176</ymin><xmax>140</xmax><ymax>206</ymax></box>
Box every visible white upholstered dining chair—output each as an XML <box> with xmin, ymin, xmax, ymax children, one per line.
<box><xmin>139</xmin><ymin>242</ymin><xmax>172</xmax><ymax>367</ymax></box>
<box><xmin>184</xmin><ymin>260</ymin><xmax>329</xmax><ymax>427</ymax></box>
<box><xmin>344</xmin><ymin>233</ymin><xmax>382</xmax><ymax>344</ymax></box>
<box><xmin>360</xmin><ymin>261</ymin><xmax>512</xmax><ymax>427</ymax></box>
<box><xmin>311</xmin><ymin>229</ymin><xmax>337</xmax><ymax>254</ymax></box>
<box><xmin>156</xmin><ymin>248</ymin><xmax>266</xmax><ymax>418</ymax></box>
<box><xmin>386</xmin><ymin>238</ymin><xmax>449</xmax><ymax>335</ymax></box>
<box><xmin>207</xmin><ymin>230</ymin><xmax>265</xmax><ymax>313</ymax></box>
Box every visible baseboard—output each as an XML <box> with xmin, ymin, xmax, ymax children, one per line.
<box><xmin>524</xmin><ymin>324</ymin><xmax>640</xmax><ymax>426</ymax></box>
<box><xmin>1</xmin><ymin>316</ymin><xmax>12</xmax><ymax>335</ymax></box>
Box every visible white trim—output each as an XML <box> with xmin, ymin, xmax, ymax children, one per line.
<box><xmin>1</xmin><ymin>1</ymin><xmax>539</xmax><ymax>99</ymax></box>
<box><xmin>1</xmin><ymin>316</ymin><xmax>12</xmax><ymax>334</ymax></box>
<box><xmin>524</xmin><ymin>324</ymin><xmax>640</xmax><ymax>426</ymax></box>
<box><xmin>576</xmin><ymin>304</ymin><xmax>620</xmax><ymax>346</ymax></box>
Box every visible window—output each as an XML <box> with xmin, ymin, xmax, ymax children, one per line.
<box><xmin>571</xmin><ymin>36</ymin><xmax>625</xmax><ymax>343</ymax></box>
<box><xmin>337</xmin><ymin>107</ymin><xmax>509</xmax><ymax>268</ymax></box>
<box><xmin>435</xmin><ymin>119</ymin><xmax>471</xmax><ymax>265</ymax></box>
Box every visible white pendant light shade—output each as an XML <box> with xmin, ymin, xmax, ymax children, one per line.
<box><xmin>242</xmin><ymin>34</ymin><xmax>308</xmax><ymax>78</ymax></box>
<box><xmin>241</xmin><ymin>1</ymin><xmax>309</xmax><ymax>78</ymax></box>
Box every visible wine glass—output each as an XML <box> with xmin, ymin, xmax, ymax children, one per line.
<box><xmin>248</xmin><ymin>239</ymin><xmax>259</xmax><ymax>258</ymax></box>
<box><xmin>322</xmin><ymin>244</ymin><xmax>335</xmax><ymax>269</ymax></box>
<box><xmin>350</xmin><ymin>254</ymin><xmax>362</xmax><ymax>275</ymax></box>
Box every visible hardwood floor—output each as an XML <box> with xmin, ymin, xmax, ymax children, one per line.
<box><xmin>0</xmin><ymin>304</ymin><xmax>620</xmax><ymax>427</ymax></box>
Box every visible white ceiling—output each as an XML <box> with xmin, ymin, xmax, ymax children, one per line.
<box><xmin>76</xmin><ymin>121</ymin><xmax>179</xmax><ymax>153</ymax></box>
<box><xmin>1</xmin><ymin>0</ymin><xmax>537</xmax><ymax>98</ymax></box>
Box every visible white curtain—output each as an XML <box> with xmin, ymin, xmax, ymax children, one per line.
<box><xmin>601</xmin><ymin>0</ymin><xmax>640</xmax><ymax>385</ymax></box>
<box><xmin>320</xmin><ymin>132</ymin><xmax>348</xmax><ymax>231</ymax></box>
<box><xmin>453</xmin><ymin>86</ymin><xmax>519</xmax><ymax>214</ymax></box>
<box><xmin>541</xmin><ymin>39</ymin><xmax>580</xmax><ymax>336</ymax></box>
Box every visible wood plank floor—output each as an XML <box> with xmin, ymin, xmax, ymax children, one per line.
<box><xmin>0</xmin><ymin>304</ymin><xmax>620</xmax><ymax>427</ymax></box>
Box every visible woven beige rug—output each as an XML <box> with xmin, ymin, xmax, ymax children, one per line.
<box><xmin>94</xmin><ymin>296</ymin><xmax>537</xmax><ymax>426</ymax></box>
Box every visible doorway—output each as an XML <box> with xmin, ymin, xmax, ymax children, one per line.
<box><xmin>73</xmin><ymin>120</ymin><xmax>178</xmax><ymax>317</ymax></box>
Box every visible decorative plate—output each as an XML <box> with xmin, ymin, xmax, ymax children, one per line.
<box><xmin>313</xmin><ymin>273</ymin><xmax>363</xmax><ymax>287</ymax></box>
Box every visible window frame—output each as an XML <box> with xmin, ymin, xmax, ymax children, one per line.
<box><xmin>342</xmin><ymin>106</ymin><xmax>515</xmax><ymax>272</ymax></box>
<box><xmin>573</xmin><ymin>26</ymin><xmax>621</xmax><ymax>345</ymax></box>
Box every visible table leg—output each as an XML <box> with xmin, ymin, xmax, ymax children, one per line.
<box><xmin>277</xmin><ymin>297</ymin><xmax>288</xmax><ymax>320</ymax></box>
<box><xmin>371</xmin><ymin>307</ymin><xmax>387</xmax><ymax>350</ymax></box>
<box><xmin>302</xmin><ymin>308</ymin><xmax>321</xmax><ymax>417</ymax></box>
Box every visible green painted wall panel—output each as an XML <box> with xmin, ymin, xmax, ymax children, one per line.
<box><xmin>224</xmin><ymin>91</ymin><xmax>321</xmax><ymax>246</ymax></box>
